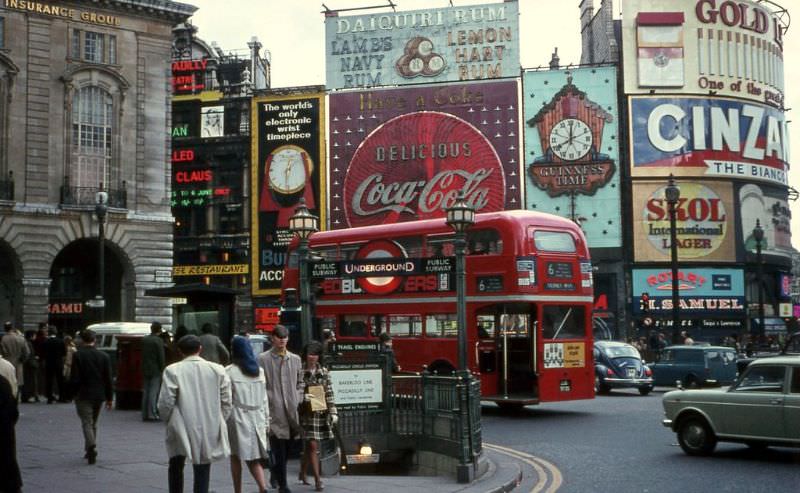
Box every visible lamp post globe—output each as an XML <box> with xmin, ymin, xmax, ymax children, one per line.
<box><xmin>665</xmin><ymin>175</ymin><xmax>681</xmax><ymax>344</ymax></box>
<box><xmin>289</xmin><ymin>198</ymin><xmax>318</xmax><ymax>348</ymax></box>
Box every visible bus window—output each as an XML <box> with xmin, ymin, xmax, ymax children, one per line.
<box><xmin>467</xmin><ymin>228</ymin><xmax>502</xmax><ymax>255</ymax></box>
<box><xmin>425</xmin><ymin>314</ymin><xmax>457</xmax><ymax>338</ymax></box>
<box><xmin>532</xmin><ymin>230</ymin><xmax>576</xmax><ymax>253</ymax></box>
<box><xmin>542</xmin><ymin>306</ymin><xmax>585</xmax><ymax>339</ymax></box>
<box><xmin>477</xmin><ymin>315</ymin><xmax>495</xmax><ymax>339</ymax></box>
<box><xmin>500</xmin><ymin>314</ymin><xmax>528</xmax><ymax>337</ymax></box>
<box><xmin>340</xmin><ymin>315</ymin><xmax>368</xmax><ymax>337</ymax></box>
<box><xmin>368</xmin><ymin>315</ymin><xmax>387</xmax><ymax>337</ymax></box>
<box><xmin>388</xmin><ymin>315</ymin><xmax>422</xmax><ymax>337</ymax></box>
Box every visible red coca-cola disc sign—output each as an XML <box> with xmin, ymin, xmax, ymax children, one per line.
<box><xmin>344</xmin><ymin>112</ymin><xmax>505</xmax><ymax>228</ymax></box>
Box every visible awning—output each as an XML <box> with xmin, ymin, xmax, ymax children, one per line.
<box><xmin>145</xmin><ymin>283</ymin><xmax>243</xmax><ymax>297</ymax></box>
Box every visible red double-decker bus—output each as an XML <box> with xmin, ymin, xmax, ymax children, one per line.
<box><xmin>281</xmin><ymin>210</ymin><xmax>594</xmax><ymax>408</ymax></box>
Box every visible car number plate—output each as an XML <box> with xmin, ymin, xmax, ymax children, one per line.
<box><xmin>627</xmin><ymin>368</ymin><xmax>636</xmax><ymax>378</ymax></box>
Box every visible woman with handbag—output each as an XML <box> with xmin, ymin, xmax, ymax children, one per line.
<box><xmin>226</xmin><ymin>336</ymin><xmax>270</xmax><ymax>493</ymax></box>
<box><xmin>298</xmin><ymin>341</ymin><xmax>337</xmax><ymax>491</ymax></box>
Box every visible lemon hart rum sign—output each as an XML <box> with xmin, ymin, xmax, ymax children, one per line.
<box><xmin>526</xmin><ymin>73</ymin><xmax>616</xmax><ymax>197</ymax></box>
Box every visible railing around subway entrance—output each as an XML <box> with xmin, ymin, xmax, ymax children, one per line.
<box><xmin>327</xmin><ymin>349</ymin><xmax>482</xmax><ymax>481</ymax></box>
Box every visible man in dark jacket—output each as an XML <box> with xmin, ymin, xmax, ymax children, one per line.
<box><xmin>42</xmin><ymin>326</ymin><xmax>66</xmax><ymax>403</ymax></box>
<box><xmin>70</xmin><ymin>329</ymin><xmax>113</xmax><ymax>465</ymax></box>
<box><xmin>140</xmin><ymin>321</ymin><xmax>166</xmax><ymax>421</ymax></box>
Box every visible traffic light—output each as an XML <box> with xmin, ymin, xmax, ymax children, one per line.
<box><xmin>640</xmin><ymin>292</ymin><xmax>650</xmax><ymax>314</ymax></box>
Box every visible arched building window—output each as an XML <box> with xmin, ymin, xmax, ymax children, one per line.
<box><xmin>72</xmin><ymin>85</ymin><xmax>113</xmax><ymax>187</ymax></box>
<box><xmin>62</xmin><ymin>66</ymin><xmax>128</xmax><ymax>201</ymax></box>
<box><xmin>0</xmin><ymin>53</ymin><xmax>19</xmax><ymax>199</ymax></box>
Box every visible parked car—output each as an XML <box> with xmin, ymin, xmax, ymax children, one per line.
<box><xmin>593</xmin><ymin>341</ymin><xmax>654</xmax><ymax>395</ymax></box>
<box><xmin>649</xmin><ymin>345</ymin><xmax>737</xmax><ymax>388</ymax></box>
<box><xmin>662</xmin><ymin>356</ymin><xmax>800</xmax><ymax>456</ymax></box>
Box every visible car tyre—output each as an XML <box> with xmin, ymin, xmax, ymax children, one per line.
<box><xmin>677</xmin><ymin>416</ymin><xmax>717</xmax><ymax>456</ymax></box>
<box><xmin>594</xmin><ymin>375</ymin><xmax>609</xmax><ymax>394</ymax></box>
<box><xmin>683</xmin><ymin>375</ymin><xmax>700</xmax><ymax>389</ymax></box>
<box><xmin>638</xmin><ymin>386</ymin><xmax>652</xmax><ymax>396</ymax></box>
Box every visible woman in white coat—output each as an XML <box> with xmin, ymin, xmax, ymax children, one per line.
<box><xmin>227</xmin><ymin>336</ymin><xmax>270</xmax><ymax>493</ymax></box>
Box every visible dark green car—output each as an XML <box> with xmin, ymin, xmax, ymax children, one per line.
<box><xmin>649</xmin><ymin>345</ymin><xmax>738</xmax><ymax>387</ymax></box>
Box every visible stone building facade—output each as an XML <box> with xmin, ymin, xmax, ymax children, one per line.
<box><xmin>0</xmin><ymin>0</ymin><xmax>195</xmax><ymax>333</ymax></box>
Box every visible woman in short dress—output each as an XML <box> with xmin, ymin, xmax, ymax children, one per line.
<box><xmin>298</xmin><ymin>341</ymin><xmax>337</xmax><ymax>491</ymax></box>
<box><xmin>226</xmin><ymin>336</ymin><xmax>270</xmax><ymax>493</ymax></box>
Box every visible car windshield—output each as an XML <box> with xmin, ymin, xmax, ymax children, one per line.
<box><xmin>604</xmin><ymin>345</ymin><xmax>639</xmax><ymax>359</ymax></box>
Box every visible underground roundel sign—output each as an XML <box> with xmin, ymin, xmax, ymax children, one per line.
<box><xmin>355</xmin><ymin>240</ymin><xmax>407</xmax><ymax>295</ymax></box>
<box><xmin>343</xmin><ymin>111</ymin><xmax>505</xmax><ymax>228</ymax></box>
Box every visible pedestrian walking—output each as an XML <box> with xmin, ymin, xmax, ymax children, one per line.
<box><xmin>158</xmin><ymin>335</ymin><xmax>232</xmax><ymax>493</ymax></box>
<box><xmin>1</xmin><ymin>321</ymin><xmax>30</xmax><ymax>398</ymax></box>
<box><xmin>21</xmin><ymin>331</ymin><xmax>40</xmax><ymax>403</ymax></box>
<box><xmin>0</xmin><ymin>374</ymin><xmax>22</xmax><ymax>493</ymax></box>
<box><xmin>298</xmin><ymin>341</ymin><xmax>338</xmax><ymax>492</ymax></box>
<box><xmin>226</xmin><ymin>336</ymin><xmax>270</xmax><ymax>493</ymax></box>
<box><xmin>199</xmin><ymin>322</ymin><xmax>230</xmax><ymax>365</ymax></box>
<box><xmin>257</xmin><ymin>324</ymin><xmax>303</xmax><ymax>493</ymax></box>
<box><xmin>61</xmin><ymin>335</ymin><xmax>77</xmax><ymax>402</ymax></box>
<box><xmin>69</xmin><ymin>329</ymin><xmax>113</xmax><ymax>465</ymax></box>
<box><xmin>141</xmin><ymin>321</ymin><xmax>166</xmax><ymax>421</ymax></box>
<box><xmin>42</xmin><ymin>326</ymin><xmax>66</xmax><ymax>403</ymax></box>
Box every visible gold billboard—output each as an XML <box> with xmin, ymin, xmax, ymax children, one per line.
<box><xmin>632</xmin><ymin>180</ymin><xmax>735</xmax><ymax>262</ymax></box>
<box><xmin>621</xmin><ymin>0</ymin><xmax>786</xmax><ymax>109</ymax></box>
<box><xmin>173</xmin><ymin>264</ymin><xmax>249</xmax><ymax>276</ymax></box>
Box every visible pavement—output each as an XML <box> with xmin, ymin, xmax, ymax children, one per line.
<box><xmin>15</xmin><ymin>399</ymin><xmax>535</xmax><ymax>493</ymax></box>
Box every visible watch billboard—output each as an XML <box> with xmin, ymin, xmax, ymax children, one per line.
<box><xmin>523</xmin><ymin>66</ymin><xmax>621</xmax><ymax>249</ymax></box>
<box><xmin>251</xmin><ymin>91</ymin><xmax>326</xmax><ymax>295</ymax></box>
<box><xmin>328</xmin><ymin>79</ymin><xmax>521</xmax><ymax>229</ymax></box>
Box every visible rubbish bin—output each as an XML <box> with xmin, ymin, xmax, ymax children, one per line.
<box><xmin>115</xmin><ymin>334</ymin><xmax>145</xmax><ymax>410</ymax></box>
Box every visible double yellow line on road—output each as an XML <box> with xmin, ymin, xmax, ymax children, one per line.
<box><xmin>485</xmin><ymin>443</ymin><xmax>563</xmax><ymax>493</ymax></box>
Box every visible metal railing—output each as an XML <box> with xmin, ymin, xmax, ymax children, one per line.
<box><xmin>60</xmin><ymin>182</ymin><xmax>127</xmax><ymax>208</ymax></box>
<box><xmin>337</xmin><ymin>369</ymin><xmax>482</xmax><ymax>466</ymax></box>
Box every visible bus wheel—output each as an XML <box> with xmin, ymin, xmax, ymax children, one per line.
<box><xmin>496</xmin><ymin>401</ymin><xmax>524</xmax><ymax>412</ymax></box>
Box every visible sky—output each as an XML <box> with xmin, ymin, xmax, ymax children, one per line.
<box><xmin>186</xmin><ymin>0</ymin><xmax>800</xmax><ymax>249</ymax></box>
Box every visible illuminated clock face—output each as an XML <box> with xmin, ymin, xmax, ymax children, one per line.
<box><xmin>549</xmin><ymin>118</ymin><xmax>593</xmax><ymax>161</ymax></box>
<box><xmin>267</xmin><ymin>145</ymin><xmax>313</xmax><ymax>195</ymax></box>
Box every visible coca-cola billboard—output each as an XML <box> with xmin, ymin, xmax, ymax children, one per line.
<box><xmin>330</xmin><ymin>79</ymin><xmax>521</xmax><ymax>228</ymax></box>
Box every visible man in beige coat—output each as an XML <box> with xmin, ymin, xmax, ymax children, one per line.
<box><xmin>257</xmin><ymin>325</ymin><xmax>303</xmax><ymax>493</ymax></box>
<box><xmin>0</xmin><ymin>322</ymin><xmax>29</xmax><ymax>397</ymax></box>
<box><xmin>158</xmin><ymin>335</ymin><xmax>232</xmax><ymax>493</ymax></box>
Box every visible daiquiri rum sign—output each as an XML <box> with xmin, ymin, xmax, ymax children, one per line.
<box><xmin>329</xmin><ymin>79</ymin><xmax>520</xmax><ymax>228</ymax></box>
<box><xmin>633</xmin><ymin>180</ymin><xmax>735</xmax><ymax>262</ymax></box>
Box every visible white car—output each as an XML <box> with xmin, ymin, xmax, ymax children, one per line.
<box><xmin>662</xmin><ymin>356</ymin><xmax>800</xmax><ymax>455</ymax></box>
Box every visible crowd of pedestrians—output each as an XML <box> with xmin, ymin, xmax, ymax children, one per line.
<box><xmin>0</xmin><ymin>320</ymin><xmax>339</xmax><ymax>493</ymax></box>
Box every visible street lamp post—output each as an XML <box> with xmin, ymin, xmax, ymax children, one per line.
<box><xmin>95</xmin><ymin>190</ymin><xmax>108</xmax><ymax>323</ymax></box>
<box><xmin>445</xmin><ymin>191</ymin><xmax>475</xmax><ymax>373</ymax></box>
<box><xmin>753</xmin><ymin>219</ymin><xmax>765</xmax><ymax>338</ymax></box>
<box><xmin>289</xmin><ymin>198</ymin><xmax>318</xmax><ymax>349</ymax></box>
<box><xmin>664</xmin><ymin>175</ymin><xmax>681</xmax><ymax>344</ymax></box>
